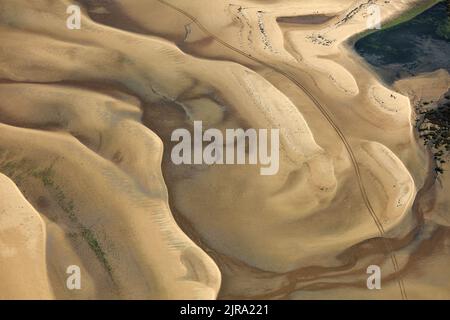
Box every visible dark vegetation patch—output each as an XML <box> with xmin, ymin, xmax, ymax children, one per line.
<box><xmin>416</xmin><ymin>89</ymin><xmax>450</xmax><ymax>175</ymax></box>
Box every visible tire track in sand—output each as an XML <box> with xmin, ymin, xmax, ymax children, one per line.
<box><xmin>156</xmin><ymin>0</ymin><xmax>408</xmax><ymax>299</ymax></box>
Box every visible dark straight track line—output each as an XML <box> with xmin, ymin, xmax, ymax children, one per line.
<box><xmin>157</xmin><ymin>0</ymin><xmax>407</xmax><ymax>299</ymax></box>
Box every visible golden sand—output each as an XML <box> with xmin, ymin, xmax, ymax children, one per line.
<box><xmin>0</xmin><ymin>0</ymin><xmax>449</xmax><ymax>299</ymax></box>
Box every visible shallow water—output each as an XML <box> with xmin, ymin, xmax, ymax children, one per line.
<box><xmin>355</xmin><ymin>1</ymin><xmax>450</xmax><ymax>84</ymax></box>
<box><xmin>276</xmin><ymin>15</ymin><xmax>333</xmax><ymax>25</ymax></box>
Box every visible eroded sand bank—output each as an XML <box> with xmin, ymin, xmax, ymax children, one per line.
<box><xmin>0</xmin><ymin>0</ymin><xmax>448</xmax><ymax>299</ymax></box>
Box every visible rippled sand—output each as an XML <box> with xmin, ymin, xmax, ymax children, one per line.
<box><xmin>0</xmin><ymin>0</ymin><xmax>449</xmax><ymax>299</ymax></box>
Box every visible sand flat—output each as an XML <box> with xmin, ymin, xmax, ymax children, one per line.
<box><xmin>0</xmin><ymin>0</ymin><xmax>448</xmax><ymax>299</ymax></box>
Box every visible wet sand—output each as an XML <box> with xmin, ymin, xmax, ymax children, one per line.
<box><xmin>0</xmin><ymin>0</ymin><xmax>449</xmax><ymax>299</ymax></box>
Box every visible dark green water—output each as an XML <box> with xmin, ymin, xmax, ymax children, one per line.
<box><xmin>355</xmin><ymin>1</ymin><xmax>450</xmax><ymax>84</ymax></box>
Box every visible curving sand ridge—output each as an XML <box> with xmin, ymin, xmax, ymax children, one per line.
<box><xmin>0</xmin><ymin>83</ymin><xmax>221</xmax><ymax>299</ymax></box>
<box><xmin>0</xmin><ymin>173</ymin><xmax>53</xmax><ymax>299</ymax></box>
<box><xmin>0</xmin><ymin>0</ymin><xmax>448</xmax><ymax>299</ymax></box>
